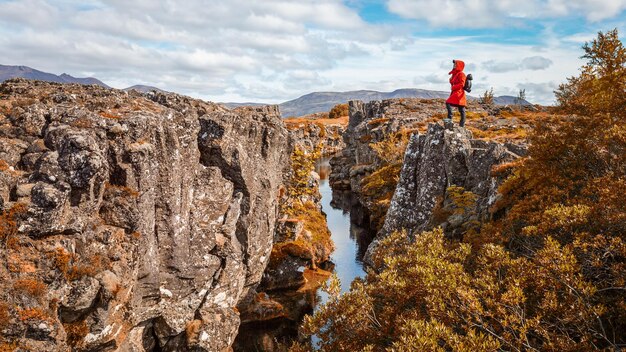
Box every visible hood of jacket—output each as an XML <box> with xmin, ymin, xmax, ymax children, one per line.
<box><xmin>449</xmin><ymin>59</ymin><xmax>465</xmax><ymax>74</ymax></box>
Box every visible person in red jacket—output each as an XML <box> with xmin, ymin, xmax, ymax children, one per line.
<box><xmin>445</xmin><ymin>59</ymin><xmax>467</xmax><ymax>127</ymax></box>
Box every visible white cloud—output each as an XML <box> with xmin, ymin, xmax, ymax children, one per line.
<box><xmin>0</xmin><ymin>0</ymin><xmax>597</xmax><ymax>105</ymax></box>
<box><xmin>386</xmin><ymin>0</ymin><xmax>626</xmax><ymax>28</ymax></box>
<box><xmin>482</xmin><ymin>56</ymin><xmax>553</xmax><ymax>73</ymax></box>
<box><xmin>0</xmin><ymin>0</ymin><xmax>383</xmax><ymax>102</ymax></box>
<box><xmin>521</xmin><ymin>56</ymin><xmax>553</xmax><ymax>70</ymax></box>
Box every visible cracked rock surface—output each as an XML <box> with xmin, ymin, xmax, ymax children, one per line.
<box><xmin>365</xmin><ymin>122</ymin><xmax>523</xmax><ymax>264</ymax></box>
<box><xmin>0</xmin><ymin>79</ymin><xmax>288</xmax><ymax>351</ymax></box>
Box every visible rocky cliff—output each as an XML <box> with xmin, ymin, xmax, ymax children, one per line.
<box><xmin>284</xmin><ymin>114</ymin><xmax>346</xmax><ymax>155</ymax></box>
<box><xmin>327</xmin><ymin>98</ymin><xmax>529</xmax><ymax>265</ymax></box>
<box><xmin>364</xmin><ymin>122</ymin><xmax>524</xmax><ymax>263</ymax></box>
<box><xmin>0</xmin><ymin>79</ymin><xmax>288</xmax><ymax>351</ymax></box>
<box><xmin>329</xmin><ymin>99</ymin><xmax>444</xmax><ymax>228</ymax></box>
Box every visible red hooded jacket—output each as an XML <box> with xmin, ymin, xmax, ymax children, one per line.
<box><xmin>446</xmin><ymin>60</ymin><xmax>467</xmax><ymax>107</ymax></box>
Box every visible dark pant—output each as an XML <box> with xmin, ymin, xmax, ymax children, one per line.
<box><xmin>446</xmin><ymin>103</ymin><xmax>466</xmax><ymax>127</ymax></box>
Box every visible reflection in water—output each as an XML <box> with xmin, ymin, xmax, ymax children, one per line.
<box><xmin>234</xmin><ymin>156</ymin><xmax>375</xmax><ymax>351</ymax></box>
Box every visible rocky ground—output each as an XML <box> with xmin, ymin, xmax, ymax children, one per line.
<box><xmin>328</xmin><ymin>98</ymin><xmax>539</xmax><ymax>265</ymax></box>
<box><xmin>283</xmin><ymin>113</ymin><xmax>347</xmax><ymax>155</ymax></box>
<box><xmin>0</xmin><ymin>79</ymin><xmax>289</xmax><ymax>351</ymax></box>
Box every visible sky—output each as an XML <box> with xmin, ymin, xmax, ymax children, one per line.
<box><xmin>0</xmin><ymin>0</ymin><xmax>625</xmax><ymax>105</ymax></box>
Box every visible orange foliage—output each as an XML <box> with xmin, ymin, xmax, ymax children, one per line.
<box><xmin>13</xmin><ymin>279</ymin><xmax>47</xmax><ymax>300</ymax></box>
<box><xmin>0</xmin><ymin>302</ymin><xmax>10</xmax><ymax>329</ymax></box>
<box><xmin>17</xmin><ymin>307</ymin><xmax>49</xmax><ymax>322</ymax></box>
<box><xmin>0</xmin><ymin>203</ymin><xmax>27</xmax><ymax>241</ymax></box>
<box><xmin>328</xmin><ymin>103</ymin><xmax>349</xmax><ymax>119</ymax></box>
<box><xmin>63</xmin><ymin>320</ymin><xmax>89</xmax><ymax>347</ymax></box>
<box><xmin>99</xmin><ymin>111</ymin><xmax>121</xmax><ymax>119</ymax></box>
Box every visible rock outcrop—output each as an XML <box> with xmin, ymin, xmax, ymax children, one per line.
<box><xmin>329</xmin><ymin>99</ymin><xmax>441</xmax><ymax>194</ymax></box>
<box><xmin>284</xmin><ymin>115</ymin><xmax>346</xmax><ymax>155</ymax></box>
<box><xmin>0</xmin><ymin>79</ymin><xmax>288</xmax><ymax>351</ymax></box>
<box><xmin>365</xmin><ymin>122</ymin><xmax>523</xmax><ymax>263</ymax></box>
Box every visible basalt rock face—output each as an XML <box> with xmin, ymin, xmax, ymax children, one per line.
<box><xmin>0</xmin><ymin>79</ymin><xmax>288</xmax><ymax>351</ymax></box>
<box><xmin>364</xmin><ymin>122</ymin><xmax>523</xmax><ymax>264</ymax></box>
<box><xmin>329</xmin><ymin>99</ymin><xmax>442</xmax><ymax>194</ymax></box>
<box><xmin>285</xmin><ymin>118</ymin><xmax>345</xmax><ymax>155</ymax></box>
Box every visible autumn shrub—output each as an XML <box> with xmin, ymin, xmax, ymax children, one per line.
<box><xmin>17</xmin><ymin>307</ymin><xmax>49</xmax><ymax>322</ymax></box>
<box><xmin>277</xmin><ymin>145</ymin><xmax>333</xmax><ymax>265</ymax></box>
<box><xmin>66</xmin><ymin>253</ymin><xmax>110</xmax><ymax>281</ymax></box>
<box><xmin>63</xmin><ymin>320</ymin><xmax>89</xmax><ymax>347</ymax></box>
<box><xmin>48</xmin><ymin>247</ymin><xmax>72</xmax><ymax>275</ymax></box>
<box><xmin>12</xmin><ymin>279</ymin><xmax>47</xmax><ymax>300</ymax></box>
<box><xmin>0</xmin><ymin>203</ymin><xmax>27</xmax><ymax>241</ymax></box>
<box><xmin>479</xmin><ymin>87</ymin><xmax>495</xmax><ymax>106</ymax></box>
<box><xmin>299</xmin><ymin>228</ymin><xmax>617</xmax><ymax>351</ymax></box>
<box><xmin>47</xmin><ymin>248</ymin><xmax>109</xmax><ymax>281</ymax></box>
<box><xmin>284</xmin><ymin>146</ymin><xmax>319</xmax><ymax>203</ymax></box>
<box><xmin>288</xmin><ymin>201</ymin><xmax>332</xmax><ymax>247</ymax></box>
<box><xmin>0</xmin><ymin>302</ymin><xmax>9</xmax><ymax>329</ymax></box>
<box><xmin>328</xmin><ymin>103</ymin><xmax>349</xmax><ymax>119</ymax></box>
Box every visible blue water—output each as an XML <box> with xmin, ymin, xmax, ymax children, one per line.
<box><xmin>315</xmin><ymin>158</ymin><xmax>367</xmax><ymax>301</ymax></box>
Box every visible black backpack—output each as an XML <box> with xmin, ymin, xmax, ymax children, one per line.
<box><xmin>464</xmin><ymin>74</ymin><xmax>473</xmax><ymax>93</ymax></box>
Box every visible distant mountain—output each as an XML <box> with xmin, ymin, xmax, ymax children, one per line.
<box><xmin>2</xmin><ymin>65</ymin><xmax>532</xmax><ymax>117</ymax></box>
<box><xmin>124</xmin><ymin>85</ymin><xmax>166</xmax><ymax>93</ymax></box>
<box><xmin>276</xmin><ymin>89</ymin><xmax>531</xmax><ymax>117</ymax></box>
<box><xmin>0</xmin><ymin>64</ymin><xmax>110</xmax><ymax>87</ymax></box>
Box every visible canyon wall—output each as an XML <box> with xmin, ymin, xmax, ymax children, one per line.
<box><xmin>0</xmin><ymin>79</ymin><xmax>288</xmax><ymax>351</ymax></box>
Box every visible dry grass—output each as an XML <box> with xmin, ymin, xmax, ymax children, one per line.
<box><xmin>17</xmin><ymin>307</ymin><xmax>49</xmax><ymax>322</ymax></box>
<box><xmin>66</xmin><ymin>253</ymin><xmax>110</xmax><ymax>281</ymax></box>
<box><xmin>47</xmin><ymin>247</ymin><xmax>72</xmax><ymax>275</ymax></box>
<box><xmin>0</xmin><ymin>302</ymin><xmax>10</xmax><ymax>329</ymax></box>
<box><xmin>367</xmin><ymin>117</ymin><xmax>390</xmax><ymax>126</ymax></box>
<box><xmin>104</xmin><ymin>183</ymin><xmax>140</xmax><ymax>198</ymax></box>
<box><xmin>64</xmin><ymin>320</ymin><xmax>89</xmax><ymax>347</ymax></box>
<box><xmin>70</xmin><ymin>117</ymin><xmax>95</xmax><ymax>129</ymax></box>
<box><xmin>284</xmin><ymin>115</ymin><xmax>349</xmax><ymax>129</ymax></box>
<box><xmin>0</xmin><ymin>160</ymin><xmax>10</xmax><ymax>172</ymax></box>
<box><xmin>0</xmin><ymin>203</ymin><xmax>27</xmax><ymax>241</ymax></box>
<box><xmin>99</xmin><ymin>111</ymin><xmax>121</xmax><ymax>119</ymax></box>
<box><xmin>12</xmin><ymin>279</ymin><xmax>47</xmax><ymax>300</ymax></box>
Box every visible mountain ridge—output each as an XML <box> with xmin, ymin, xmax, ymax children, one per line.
<box><xmin>1</xmin><ymin>64</ymin><xmax>532</xmax><ymax>117</ymax></box>
<box><xmin>0</xmin><ymin>64</ymin><xmax>110</xmax><ymax>88</ymax></box>
<box><xmin>226</xmin><ymin>89</ymin><xmax>532</xmax><ymax>117</ymax></box>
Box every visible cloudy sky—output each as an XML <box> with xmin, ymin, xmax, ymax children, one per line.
<box><xmin>1</xmin><ymin>0</ymin><xmax>625</xmax><ymax>104</ymax></box>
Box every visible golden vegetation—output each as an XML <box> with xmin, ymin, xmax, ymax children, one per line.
<box><xmin>0</xmin><ymin>203</ymin><xmax>27</xmax><ymax>241</ymax></box>
<box><xmin>328</xmin><ymin>103</ymin><xmax>349</xmax><ymax>119</ymax></box>
<box><xmin>104</xmin><ymin>182</ymin><xmax>140</xmax><ymax>198</ymax></box>
<box><xmin>47</xmin><ymin>247</ymin><xmax>110</xmax><ymax>281</ymax></box>
<box><xmin>99</xmin><ymin>111</ymin><xmax>121</xmax><ymax>119</ymax></box>
<box><xmin>0</xmin><ymin>302</ymin><xmax>9</xmax><ymax>329</ymax></box>
<box><xmin>479</xmin><ymin>87</ymin><xmax>495</xmax><ymax>106</ymax></box>
<box><xmin>284</xmin><ymin>115</ymin><xmax>349</xmax><ymax>131</ymax></box>
<box><xmin>366</xmin><ymin>117</ymin><xmax>389</xmax><ymax>126</ymax></box>
<box><xmin>275</xmin><ymin>145</ymin><xmax>333</xmax><ymax>266</ymax></box>
<box><xmin>295</xmin><ymin>29</ymin><xmax>626</xmax><ymax>351</ymax></box>
<box><xmin>12</xmin><ymin>279</ymin><xmax>47</xmax><ymax>301</ymax></box>
<box><xmin>63</xmin><ymin>320</ymin><xmax>89</xmax><ymax>347</ymax></box>
<box><xmin>17</xmin><ymin>307</ymin><xmax>49</xmax><ymax>322</ymax></box>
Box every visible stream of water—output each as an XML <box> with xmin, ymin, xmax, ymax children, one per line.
<box><xmin>234</xmin><ymin>156</ymin><xmax>374</xmax><ymax>351</ymax></box>
<box><xmin>315</xmin><ymin>157</ymin><xmax>368</xmax><ymax>298</ymax></box>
